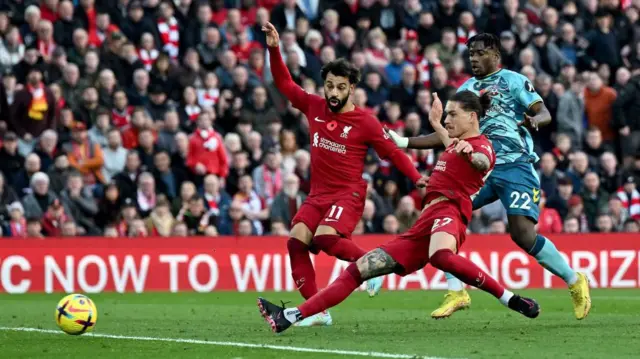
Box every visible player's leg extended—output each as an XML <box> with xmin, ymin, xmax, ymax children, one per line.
<box><xmin>428</xmin><ymin>231</ymin><xmax>540</xmax><ymax>319</ymax></box>
<box><xmin>288</xmin><ymin>222</ymin><xmax>317</xmax><ymax>299</ymax></box>
<box><xmin>257</xmin><ymin>248</ymin><xmax>399</xmax><ymax>333</ymax></box>
<box><xmin>498</xmin><ymin>163</ymin><xmax>590</xmax><ymax>319</ymax></box>
<box><xmin>508</xmin><ymin>215</ymin><xmax>591</xmax><ymax>319</ymax></box>
<box><xmin>313</xmin><ymin>225</ymin><xmax>383</xmax><ymax>297</ymax></box>
<box><xmin>430</xmin><ymin>183</ymin><xmax>498</xmax><ymax>318</ymax></box>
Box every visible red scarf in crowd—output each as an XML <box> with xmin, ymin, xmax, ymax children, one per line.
<box><xmin>138</xmin><ymin>48</ymin><xmax>159</xmax><ymax>71</ymax></box>
<box><xmin>27</xmin><ymin>83</ymin><xmax>48</xmax><ymax>121</ymax></box>
<box><xmin>457</xmin><ymin>26</ymin><xmax>477</xmax><ymax>52</ymax></box>
<box><xmin>112</xmin><ymin>106</ymin><xmax>133</xmax><ymax>128</ymax></box>
<box><xmin>262</xmin><ymin>165</ymin><xmax>282</xmax><ymax>201</ymax></box>
<box><xmin>157</xmin><ymin>16</ymin><xmax>180</xmax><ymax>59</ymax></box>
<box><xmin>417</xmin><ymin>58</ymin><xmax>442</xmax><ymax>89</ymax></box>
<box><xmin>9</xmin><ymin>219</ymin><xmax>26</xmax><ymax>237</ymax></box>
<box><xmin>185</xmin><ymin>105</ymin><xmax>201</xmax><ymax>122</ymax></box>
<box><xmin>38</xmin><ymin>39</ymin><xmax>56</xmax><ymax>58</ymax></box>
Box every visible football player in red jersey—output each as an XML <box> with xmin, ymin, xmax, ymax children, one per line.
<box><xmin>261</xmin><ymin>22</ymin><xmax>428</xmax><ymax>326</ymax></box>
<box><xmin>258</xmin><ymin>91</ymin><xmax>541</xmax><ymax>333</ymax></box>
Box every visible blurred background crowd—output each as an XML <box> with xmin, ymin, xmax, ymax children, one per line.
<box><xmin>0</xmin><ymin>0</ymin><xmax>639</xmax><ymax>238</ymax></box>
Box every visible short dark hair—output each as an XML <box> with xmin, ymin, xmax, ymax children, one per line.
<box><xmin>321</xmin><ymin>58</ymin><xmax>361</xmax><ymax>85</ymax></box>
<box><xmin>467</xmin><ymin>33</ymin><xmax>500</xmax><ymax>53</ymax></box>
<box><xmin>450</xmin><ymin>90</ymin><xmax>492</xmax><ymax>118</ymax></box>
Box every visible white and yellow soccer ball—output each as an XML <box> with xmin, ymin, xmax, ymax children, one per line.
<box><xmin>55</xmin><ymin>294</ymin><xmax>98</xmax><ymax>335</ymax></box>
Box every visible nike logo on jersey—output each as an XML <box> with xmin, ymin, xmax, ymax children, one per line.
<box><xmin>314</xmin><ymin>117</ymin><xmax>325</xmax><ymax>122</ymax></box>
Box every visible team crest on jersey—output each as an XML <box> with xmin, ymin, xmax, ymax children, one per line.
<box><xmin>525</xmin><ymin>81</ymin><xmax>535</xmax><ymax>93</ymax></box>
<box><xmin>341</xmin><ymin>125</ymin><xmax>352</xmax><ymax>139</ymax></box>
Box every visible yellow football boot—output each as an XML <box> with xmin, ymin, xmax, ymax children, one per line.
<box><xmin>431</xmin><ymin>290</ymin><xmax>471</xmax><ymax>319</ymax></box>
<box><xmin>569</xmin><ymin>272</ymin><xmax>591</xmax><ymax>320</ymax></box>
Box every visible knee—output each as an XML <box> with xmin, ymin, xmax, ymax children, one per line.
<box><xmin>290</xmin><ymin>223</ymin><xmax>313</xmax><ymax>245</ymax></box>
<box><xmin>314</xmin><ymin>225</ymin><xmax>338</xmax><ymax>237</ymax></box>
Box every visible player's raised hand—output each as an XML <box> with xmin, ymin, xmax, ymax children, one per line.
<box><xmin>428</xmin><ymin>93</ymin><xmax>444</xmax><ymax>129</ymax></box>
<box><xmin>453</xmin><ymin>139</ymin><xmax>473</xmax><ymax>156</ymax></box>
<box><xmin>415</xmin><ymin>175</ymin><xmax>429</xmax><ymax>188</ymax></box>
<box><xmin>383</xmin><ymin>126</ymin><xmax>408</xmax><ymax>148</ymax></box>
<box><xmin>261</xmin><ymin>22</ymin><xmax>280</xmax><ymax>47</ymax></box>
<box><xmin>518</xmin><ymin>113</ymin><xmax>539</xmax><ymax>131</ymax></box>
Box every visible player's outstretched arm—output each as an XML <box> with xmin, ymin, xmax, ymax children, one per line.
<box><xmin>262</xmin><ymin>22</ymin><xmax>312</xmax><ymax>112</ymax></box>
<box><xmin>453</xmin><ymin>139</ymin><xmax>493</xmax><ymax>172</ymax></box>
<box><xmin>385</xmin><ymin>129</ymin><xmax>444</xmax><ymax>149</ymax></box>
<box><xmin>519</xmin><ymin>101</ymin><xmax>552</xmax><ymax>131</ymax></box>
<box><xmin>427</xmin><ymin>93</ymin><xmax>451</xmax><ymax>147</ymax></box>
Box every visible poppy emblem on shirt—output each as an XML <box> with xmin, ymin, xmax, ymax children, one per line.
<box><xmin>327</xmin><ymin>121</ymin><xmax>338</xmax><ymax>131</ymax></box>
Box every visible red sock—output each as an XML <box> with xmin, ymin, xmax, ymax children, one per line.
<box><xmin>287</xmin><ymin>238</ymin><xmax>318</xmax><ymax>299</ymax></box>
<box><xmin>313</xmin><ymin>234</ymin><xmax>367</xmax><ymax>262</ymax></box>
<box><xmin>430</xmin><ymin>249</ymin><xmax>505</xmax><ymax>298</ymax></box>
<box><xmin>298</xmin><ymin>263</ymin><xmax>362</xmax><ymax>318</ymax></box>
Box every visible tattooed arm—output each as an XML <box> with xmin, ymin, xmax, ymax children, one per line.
<box><xmin>469</xmin><ymin>153</ymin><xmax>491</xmax><ymax>172</ymax></box>
<box><xmin>356</xmin><ymin>248</ymin><xmax>399</xmax><ymax>280</ymax></box>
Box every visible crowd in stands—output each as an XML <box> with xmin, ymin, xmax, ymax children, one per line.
<box><xmin>0</xmin><ymin>0</ymin><xmax>639</xmax><ymax>238</ymax></box>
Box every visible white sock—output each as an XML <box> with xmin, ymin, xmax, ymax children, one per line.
<box><xmin>499</xmin><ymin>290</ymin><xmax>514</xmax><ymax>307</ymax></box>
<box><xmin>283</xmin><ymin>308</ymin><xmax>301</xmax><ymax>323</ymax></box>
<box><xmin>447</xmin><ymin>277</ymin><xmax>464</xmax><ymax>291</ymax></box>
<box><xmin>567</xmin><ymin>272</ymin><xmax>579</xmax><ymax>286</ymax></box>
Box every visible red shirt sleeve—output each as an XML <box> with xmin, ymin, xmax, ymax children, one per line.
<box><xmin>186</xmin><ymin>136</ymin><xmax>198</xmax><ymax>170</ymax></box>
<box><xmin>216</xmin><ymin>133</ymin><xmax>229</xmax><ymax>178</ymax></box>
<box><xmin>367</xmin><ymin>116</ymin><xmax>421</xmax><ymax>183</ymax></box>
<box><xmin>268</xmin><ymin>45</ymin><xmax>315</xmax><ymax>113</ymax></box>
<box><xmin>471</xmin><ymin>137</ymin><xmax>496</xmax><ymax>169</ymax></box>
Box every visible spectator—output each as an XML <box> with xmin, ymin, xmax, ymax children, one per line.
<box><xmin>22</xmin><ymin>171</ymin><xmax>70</xmax><ymax>220</ymax></box>
<box><xmin>566</xmin><ymin>151</ymin><xmax>589</xmax><ymax>193</ymax></box>
<box><xmin>584</xmin><ymin>73</ymin><xmax>617</xmax><ymax>142</ymax></box>
<box><xmin>0</xmin><ymin>132</ymin><xmax>24</xmax><ymax>188</ymax></box>
<box><xmin>87</xmin><ymin>108</ymin><xmax>111</xmax><ymax>148</ymax></box>
<box><xmin>595</xmin><ymin>213</ymin><xmax>614</xmax><ymax>233</ymax></box>
<box><xmin>583</xmin><ymin>126</ymin><xmax>610</xmax><ymax>167</ymax></box>
<box><xmin>599</xmin><ymin>152</ymin><xmax>623</xmax><ymax>194</ymax></box>
<box><xmin>608</xmin><ymin>197</ymin><xmax>628</xmax><ymax>232</ymax></box>
<box><xmin>547</xmin><ymin>176</ymin><xmax>574</xmax><ymax>218</ymax></box>
<box><xmin>0</xmin><ymin>173</ymin><xmax>19</xmax><ymax>225</ymax></box>
<box><xmin>270</xmin><ymin>173</ymin><xmax>305</xmax><ymax>230</ymax></box>
<box><xmin>252</xmin><ymin>149</ymin><xmax>282</xmax><ymax>206</ymax></box>
<box><xmin>176</xmin><ymin>195</ymin><xmax>215</xmax><ymax>235</ymax></box>
<box><xmin>113</xmin><ymin>151</ymin><xmax>141</xmax><ymax>200</ymax></box>
<box><xmin>96</xmin><ymin>182</ymin><xmax>123</xmax><ymax>230</ymax></box>
<box><xmin>585</xmin><ymin>9</ymin><xmax>621</xmax><ymax>73</ymax></box>
<box><xmin>26</xmin><ymin>216</ymin><xmax>44</xmax><ymax>238</ymax></box>
<box><xmin>186</xmin><ymin>112</ymin><xmax>228</xmax><ymax>182</ymax></box>
<box><xmin>127</xmin><ymin>218</ymin><xmax>148</xmax><ymax>237</ymax></box>
<box><xmin>145</xmin><ymin>195</ymin><xmax>175</xmax><ymax>237</ymax></box>
<box><xmin>34</xmin><ymin>129</ymin><xmax>58</xmax><ymax>171</ymax></box>
<box><xmin>102</xmin><ymin>129</ymin><xmax>127</xmax><ymax>183</ymax></box>
<box><xmin>395</xmin><ymin>195</ymin><xmax>419</xmax><ymax>233</ymax></box>
<box><xmin>61</xmin><ymin>220</ymin><xmax>78</xmax><ymax>237</ymax></box>
<box><xmin>581</xmin><ymin>172</ymin><xmax>609</xmax><ymax>230</ymax></box>
<box><xmin>563</xmin><ymin>216</ymin><xmax>580</xmax><ymax>233</ymax></box>
<box><xmin>63</xmin><ymin>121</ymin><xmax>105</xmax><ymax>189</ymax></box>
<box><xmin>4</xmin><ymin>201</ymin><xmax>26</xmax><ymax>237</ymax></box>
<box><xmin>0</xmin><ymin>26</ymin><xmax>25</xmax><ymax>72</ymax></box>
<box><xmin>537</xmin><ymin>192</ymin><xmax>563</xmax><ymax>234</ymax></box>
<box><xmin>135</xmin><ymin>171</ymin><xmax>157</xmax><ymax>218</ymax></box>
<box><xmin>382</xmin><ymin>213</ymin><xmax>400</xmax><ymax>234</ymax></box>
<box><xmin>47</xmin><ymin>153</ymin><xmax>72</xmax><ymax>194</ymax></box>
<box><xmin>623</xmin><ymin>219</ymin><xmax>639</xmax><ymax>232</ymax></box>
<box><xmin>172</xmin><ymin>181</ymin><xmax>196</xmax><ymax>215</ymax></box>
<box><xmin>488</xmin><ymin>218</ymin><xmax>508</xmax><ymax>234</ymax></box>
<box><xmin>233</xmin><ymin>174</ymin><xmax>267</xmax><ymax>235</ymax></box>
<box><xmin>60</xmin><ymin>171</ymin><xmax>99</xmax><ymax>235</ymax></box>
<box><xmin>528</xmin><ymin>27</ymin><xmax>569</xmax><ymax>77</ymax></box>
<box><xmin>12</xmin><ymin>153</ymin><xmax>41</xmax><ymax>196</ymax></box>
<box><xmin>538</xmin><ymin>152</ymin><xmax>561</xmax><ymax>197</ymax></box>
<box><xmin>152</xmin><ymin>150</ymin><xmax>185</xmax><ymax>200</ymax></box>
<box><xmin>10</xmin><ymin>66</ymin><xmax>56</xmax><ymax>152</ymax></box>
<box><xmin>617</xmin><ymin>175</ymin><xmax>640</xmax><ymax>220</ymax></box>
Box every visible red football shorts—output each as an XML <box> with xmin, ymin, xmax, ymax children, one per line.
<box><xmin>379</xmin><ymin>200</ymin><xmax>467</xmax><ymax>276</ymax></box>
<box><xmin>291</xmin><ymin>192</ymin><xmax>365</xmax><ymax>238</ymax></box>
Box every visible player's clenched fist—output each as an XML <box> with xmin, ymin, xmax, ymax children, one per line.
<box><xmin>261</xmin><ymin>22</ymin><xmax>280</xmax><ymax>47</ymax></box>
<box><xmin>415</xmin><ymin>175</ymin><xmax>429</xmax><ymax>188</ymax></box>
<box><xmin>452</xmin><ymin>138</ymin><xmax>473</xmax><ymax>156</ymax></box>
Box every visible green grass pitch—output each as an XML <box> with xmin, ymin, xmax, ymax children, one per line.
<box><xmin>1</xmin><ymin>289</ymin><xmax>640</xmax><ymax>359</ymax></box>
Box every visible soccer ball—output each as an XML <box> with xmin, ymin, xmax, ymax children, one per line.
<box><xmin>55</xmin><ymin>294</ymin><xmax>98</xmax><ymax>335</ymax></box>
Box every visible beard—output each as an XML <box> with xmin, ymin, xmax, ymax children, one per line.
<box><xmin>325</xmin><ymin>94</ymin><xmax>349</xmax><ymax>113</ymax></box>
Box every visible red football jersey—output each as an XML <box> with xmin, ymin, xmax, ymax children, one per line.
<box><xmin>269</xmin><ymin>47</ymin><xmax>421</xmax><ymax>197</ymax></box>
<box><xmin>426</xmin><ymin>135</ymin><xmax>495</xmax><ymax>222</ymax></box>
